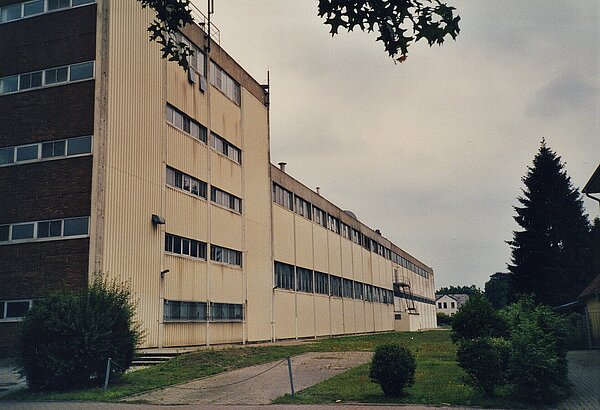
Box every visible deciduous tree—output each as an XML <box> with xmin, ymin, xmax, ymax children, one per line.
<box><xmin>137</xmin><ymin>0</ymin><xmax>460</xmax><ymax>70</ymax></box>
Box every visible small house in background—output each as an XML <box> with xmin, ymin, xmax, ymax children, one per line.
<box><xmin>435</xmin><ymin>294</ymin><xmax>470</xmax><ymax>316</ymax></box>
<box><xmin>578</xmin><ymin>274</ymin><xmax>600</xmax><ymax>349</ymax></box>
<box><xmin>581</xmin><ymin>163</ymin><xmax>599</xmax><ymax>348</ymax></box>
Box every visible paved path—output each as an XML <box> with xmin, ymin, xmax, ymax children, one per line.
<box><xmin>126</xmin><ymin>351</ymin><xmax>373</xmax><ymax>405</ymax></box>
<box><xmin>0</xmin><ymin>404</ymin><xmax>474</xmax><ymax>409</ymax></box>
<box><xmin>557</xmin><ymin>350</ymin><xmax>600</xmax><ymax>409</ymax></box>
<box><xmin>0</xmin><ymin>358</ymin><xmax>26</xmax><ymax>399</ymax></box>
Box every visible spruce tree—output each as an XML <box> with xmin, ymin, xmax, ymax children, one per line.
<box><xmin>508</xmin><ymin>140</ymin><xmax>592</xmax><ymax>307</ymax></box>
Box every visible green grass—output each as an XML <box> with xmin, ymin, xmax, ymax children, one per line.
<box><xmin>274</xmin><ymin>331</ymin><xmax>519</xmax><ymax>408</ymax></box>
<box><xmin>2</xmin><ymin>330</ymin><xmax>517</xmax><ymax>407</ymax></box>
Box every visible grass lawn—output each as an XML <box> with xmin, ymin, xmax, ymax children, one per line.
<box><xmin>3</xmin><ymin>330</ymin><xmax>517</xmax><ymax>407</ymax></box>
<box><xmin>274</xmin><ymin>331</ymin><xmax>516</xmax><ymax>407</ymax></box>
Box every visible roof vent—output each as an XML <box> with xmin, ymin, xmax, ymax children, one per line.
<box><xmin>316</xmin><ymin>186</ymin><xmax>321</xmax><ymax>195</ymax></box>
<box><xmin>375</xmin><ymin>229</ymin><xmax>381</xmax><ymax>235</ymax></box>
<box><xmin>278</xmin><ymin>162</ymin><xmax>287</xmax><ymax>172</ymax></box>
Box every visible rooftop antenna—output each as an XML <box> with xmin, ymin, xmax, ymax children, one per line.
<box><xmin>206</xmin><ymin>0</ymin><xmax>214</xmax><ymax>54</ymax></box>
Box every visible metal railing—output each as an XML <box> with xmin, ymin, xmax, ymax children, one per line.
<box><xmin>189</xmin><ymin>1</ymin><xmax>220</xmax><ymax>46</ymax></box>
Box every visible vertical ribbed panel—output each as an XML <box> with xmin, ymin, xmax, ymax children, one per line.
<box><xmin>102</xmin><ymin>0</ymin><xmax>165</xmax><ymax>347</ymax></box>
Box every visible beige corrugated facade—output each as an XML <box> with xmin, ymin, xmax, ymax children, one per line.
<box><xmin>85</xmin><ymin>0</ymin><xmax>436</xmax><ymax>348</ymax></box>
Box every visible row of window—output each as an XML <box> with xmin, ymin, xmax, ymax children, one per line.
<box><xmin>0</xmin><ymin>135</ymin><xmax>92</xmax><ymax>167</ymax></box>
<box><xmin>166</xmin><ymin>166</ymin><xmax>207</xmax><ymax>198</ymax></box>
<box><xmin>166</xmin><ymin>166</ymin><xmax>242</xmax><ymax>213</ymax></box>
<box><xmin>0</xmin><ymin>61</ymin><xmax>94</xmax><ymax>95</ymax></box>
<box><xmin>0</xmin><ymin>0</ymin><xmax>94</xmax><ymax>24</ymax></box>
<box><xmin>166</xmin><ymin>104</ymin><xmax>207</xmax><ymax>143</ymax></box>
<box><xmin>165</xmin><ymin>104</ymin><xmax>241</xmax><ymax>165</ymax></box>
<box><xmin>209</xmin><ymin>61</ymin><xmax>241</xmax><ymax>105</ymax></box>
<box><xmin>211</xmin><ymin>132</ymin><xmax>241</xmax><ymax>164</ymax></box>
<box><xmin>165</xmin><ymin>233</ymin><xmax>242</xmax><ymax>267</ymax></box>
<box><xmin>174</xmin><ymin>32</ymin><xmax>206</xmax><ymax>77</ymax></box>
<box><xmin>437</xmin><ymin>301</ymin><xmax>455</xmax><ymax>309</ymax></box>
<box><xmin>163</xmin><ymin>300</ymin><xmax>243</xmax><ymax>322</ymax></box>
<box><xmin>0</xmin><ymin>217</ymin><xmax>90</xmax><ymax>244</ymax></box>
<box><xmin>274</xmin><ymin>261</ymin><xmax>394</xmax><ymax>304</ymax></box>
<box><xmin>272</xmin><ymin>183</ymin><xmax>430</xmax><ymax>279</ymax></box>
<box><xmin>394</xmin><ymin>289</ymin><xmax>435</xmax><ymax>305</ymax></box>
<box><xmin>211</xmin><ymin>186</ymin><xmax>242</xmax><ymax>213</ymax></box>
<box><xmin>0</xmin><ymin>299</ymin><xmax>33</xmax><ymax>320</ymax></box>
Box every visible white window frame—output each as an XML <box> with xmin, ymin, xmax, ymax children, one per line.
<box><xmin>0</xmin><ymin>135</ymin><xmax>93</xmax><ymax>168</ymax></box>
<box><xmin>0</xmin><ymin>61</ymin><xmax>95</xmax><ymax>96</ymax></box>
<box><xmin>0</xmin><ymin>217</ymin><xmax>90</xmax><ymax>245</ymax></box>
<box><xmin>0</xmin><ymin>0</ymin><xmax>95</xmax><ymax>25</ymax></box>
<box><xmin>0</xmin><ymin>299</ymin><xmax>34</xmax><ymax>322</ymax></box>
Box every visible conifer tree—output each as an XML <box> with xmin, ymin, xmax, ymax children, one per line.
<box><xmin>508</xmin><ymin>140</ymin><xmax>592</xmax><ymax>306</ymax></box>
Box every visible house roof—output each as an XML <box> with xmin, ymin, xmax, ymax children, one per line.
<box><xmin>583</xmin><ymin>164</ymin><xmax>600</xmax><ymax>194</ymax></box>
<box><xmin>579</xmin><ymin>273</ymin><xmax>600</xmax><ymax>300</ymax></box>
<box><xmin>435</xmin><ymin>293</ymin><xmax>470</xmax><ymax>304</ymax></box>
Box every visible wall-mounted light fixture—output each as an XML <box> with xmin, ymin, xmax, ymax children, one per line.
<box><xmin>151</xmin><ymin>214</ymin><xmax>166</xmax><ymax>226</ymax></box>
<box><xmin>160</xmin><ymin>269</ymin><xmax>170</xmax><ymax>278</ymax></box>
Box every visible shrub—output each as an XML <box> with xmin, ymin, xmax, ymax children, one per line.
<box><xmin>436</xmin><ymin>312</ymin><xmax>452</xmax><ymax>326</ymax></box>
<box><xmin>369</xmin><ymin>343</ymin><xmax>416</xmax><ymax>397</ymax></box>
<box><xmin>19</xmin><ymin>275</ymin><xmax>141</xmax><ymax>391</ymax></box>
<box><xmin>451</xmin><ymin>293</ymin><xmax>507</xmax><ymax>343</ymax></box>
<box><xmin>502</xmin><ymin>297</ymin><xmax>570</xmax><ymax>404</ymax></box>
<box><xmin>456</xmin><ymin>337</ymin><xmax>509</xmax><ymax>396</ymax></box>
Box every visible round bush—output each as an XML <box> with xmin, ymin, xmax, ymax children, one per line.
<box><xmin>19</xmin><ymin>275</ymin><xmax>141</xmax><ymax>391</ymax></box>
<box><xmin>369</xmin><ymin>343</ymin><xmax>416</xmax><ymax>397</ymax></box>
<box><xmin>457</xmin><ymin>337</ymin><xmax>509</xmax><ymax>395</ymax></box>
<box><xmin>451</xmin><ymin>293</ymin><xmax>507</xmax><ymax>343</ymax></box>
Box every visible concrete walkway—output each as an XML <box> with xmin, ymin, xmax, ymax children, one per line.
<box><xmin>125</xmin><ymin>351</ymin><xmax>373</xmax><ymax>405</ymax></box>
<box><xmin>0</xmin><ymin>358</ymin><xmax>26</xmax><ymax>399</ymax></box>
<box><xmin>557</xmin><ymin>350</ymin><xmax>600</xmax><ymax>409</ymax></box>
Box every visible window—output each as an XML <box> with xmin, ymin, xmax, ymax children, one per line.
<box><xmin>451</xmin><ymin>302</ymin><xmax>455</xmax><ymax>309</ymax></box>
<box><xmin>352</xmin><ymin>229</ymin><xmax>360</xmax><ymax>244</ymax></box>
<box><xmin>0</xmin><ymin>0</ymin><xmax>95</xmax><ymax>24</ymax></box>
<box><xmin>0</xmin><ymin>136</ymin><xmax>92</xmax><ymax>167</ymax></box>
<box><xmin>313</xmin><ymin>206</ymin><xmax>326</xmax><ymax>227</ymax></box>
<box><xmin>340</xmin><ymin>223</ymin><xmax>351</xmax><ymax>239</ymax></box>
<box><xmin>63</xmin><ymin>217</ymin><xmax>88</xmax><ymax>236</ymax></box>
<box><xmin>330</xmin><ymin>275</ymin><xmax>342</xmax><ymax>297</ymax></box>
<box><xmin>0</xmin><ymin>61</ymin><xmax>94</xmax><ymax>95</ymax></box>
<box><xmin>315</xmin><ymin>271</ymin><xmax>329</xmax><ymax>295</ymax></box>
<box><xmin>175</xmin><ymin>33</ymin><xmax>206</xmax><ymax>76</ymax></box>
<box><xmin>438</xmin><ymin>302</ymin><xmax>442</xmax><ymax>309</ymax></box>
<box><xmin>1</xmin><ymin>299</ymin><xmax>33</xmax><ymax>320</ymax></box>
<box><xmin>209</xmin><ymin>61</ymin><xmax>241</xmax><ymax>105</ymax></box>
<box><xmin>211</xmin><ymin>303</ymin><xmax>243</xmax><ymax>321</ymax></box>
<box><xmin>342</xmin><ymin>279</ymin><xmax>353</xmax><ymax>298</ymax></box>
<box><xmin>294</xmin><ymin>195</ymin><xmax>311</xmax><ymax>219</ymax></box>
<box><xmin>354</xmin><ymin>282</ymin><xmax>364</xmax><ymax>300</ymax></box>
<box><xmin>0</xmin><ymin>217</ymin><xmax>89</xmax><ymax>244</ymax></box>
<box><xmin>165</xmin><ymin>104</ymin><xmax>207</xmax><ymax>143</ymax></box>
<box><xmin>211</xmin><ymin>186</ymin><xmax>242</xmax><ymax>213</ymax></box>
<box><xmin>443</xmin><ymin>302</ymin><xmax>447</xmax><ymax>309</ymax></box>
<box><xmin>365</xmin><ymin>285</ymin><xmax>374</xmax><ymax>302</ymax></box>
<box><xmin>327</xmin><ymin>215</ymin><xmax>339</xmax><ymax>233</ymax></box>
<box><xmin>16</xmin><ymin>145</ymin><xmax>38</xmax><ymax>161</ymax></box>
<box><xmin>165</xmin><ymin>233</ymin><xmax>207</xmax><ymax>259</ymax></box>
<box><xmin>163</xmin><ymin>300</ymin><xmax>207</xmax><ymax>321</ymax></box>
<box><xmin>274</xmin><ymin>261</ymin><xmax>294</xmax><ymax>290</ymax></box>
<box><xmin>211</xmin><ymin>245</ymin><xmax>242</xmax><ymax>267</ymax></box>
<box><xmin>272</xmin><ymin>183</ymin><xmax>293</xmax><ymax>210</ymax></box>
<box><xmin>166</xmin><ymin>166</ymin><xmax>207</xmax><ymax>198</ymax></box>
<box><xmin>296</xmin><ymin>267</ymin><xmax>313</xmax><ymax>293</ymax></box>
<box><xmin>210</xmin><ymin>132</ymin><xmax>241</xmax><ymax>163</ymax></box>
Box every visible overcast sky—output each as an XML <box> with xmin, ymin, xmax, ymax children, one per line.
<box><xmin>198</xmin><ymin>1</ymin><xmax>600</xmax><ymax>288</ymax></box>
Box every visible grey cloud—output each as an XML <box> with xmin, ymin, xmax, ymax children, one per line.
<box><xmin>527</xmin><ymin>73</ymin><xmax>598</xmax><ymax>118</ymax></box>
